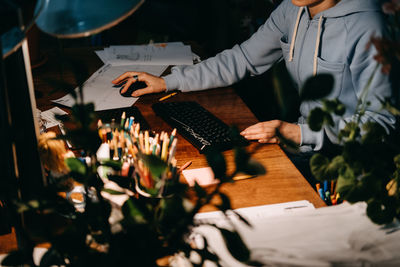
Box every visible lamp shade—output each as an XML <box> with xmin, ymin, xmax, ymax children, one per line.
<box><xmin>1</xmin><ymin>27</ymin><xmax>25</xmax><ymax>59</ymax></box>
<box><xmin>1</xmin><ymin>0</ymin><xmax>43</xmax><ymax>59</ymax></box>
<box><xmin>34</xmin><ymin>0</ymin><xmax>145</xmax><ymax>38</ymax></box>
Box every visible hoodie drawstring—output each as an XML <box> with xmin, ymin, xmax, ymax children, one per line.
<box><xmin>289</xmin><ymin>7</ymin><xmax>324</xmax><ymax>76</ymax></box>
<box><xmin>289</xmin><ymin>7</ymin><xmax>303</xmax><ymax>62</ymax></box>
<box><xmin>313</xmin><ymin>15</ymin><xmax>323</xmax><ymax>76</ymax></box>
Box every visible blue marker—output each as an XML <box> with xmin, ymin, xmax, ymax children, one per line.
<box><xmin>323</xmin><ymin>180</ymin><xmax>329</xmax><ymax>194</ymax></box>
<box><xmin>318</xmin><ymin>188</ymin><xmax>325</xmax><ymax>201</ymax></box>
<box><xmin>127</xmin><ymin>116</ymin><xmax>134</xmax><ymax>131</ymax></box>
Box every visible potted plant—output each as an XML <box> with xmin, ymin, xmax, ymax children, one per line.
<box><xmin>1</xmin><ymin>60</ymin><xmax>265</xmax><ymax>267</ymax></box>
<box><xmin>290</xmin><ymin>0</ymin><xmax>400</xmax><ymax>225</ymax></box>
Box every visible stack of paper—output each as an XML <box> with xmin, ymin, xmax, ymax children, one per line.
<box><xmin>182</xmin><ymin>202</ymin><xmax>400</xmax><ymax>267</ymax></box>
<box><xmin>95</xmin><ymin>42</ymin><xmax>194</xmax><ymax>66</ymax></box>
<box><xmin>52</xmin><ymin>42</ymin><xmax>197</xmax><ymax>111</ymax></box>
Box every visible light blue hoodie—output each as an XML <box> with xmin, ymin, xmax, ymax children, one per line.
<box><xmin>163</xmin><ymin>0</ymin><xmax>395</xmax><ymax>151</ymax></box>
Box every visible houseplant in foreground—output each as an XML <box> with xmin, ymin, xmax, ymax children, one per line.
<box><xmin>304</xmin><ymin>0</ymin><xmax>400</xmax><ymax>225</ymax></box>
<box><xmin>1</xmin><ymin>60</ymin><xmax>265</xmax><ymax>267</ymax></box>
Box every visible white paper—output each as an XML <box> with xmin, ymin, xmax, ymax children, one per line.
<box><xmin>101</xmin><ymin>43</ymin><xmax>193</xmax><ymax>66</ymax></box>
<box><xmin>189</xmin><ymin>202</ymin><xmax>400</xmax><ymax>267</ymax></box>
<box><xmin>40</xmin><ymin>107</ymin><xmax>68</xmax><ymax>129</ymax></box>
<box><xmin>51</xmin><ymin>64</ymin><xmax>168</xmax><ymax>111</ymax></box>
<box><xmin>95</xmin><ymin>50</ymin><xmax>108</xmax><ymax>64</ymax></box>
<box><xmin>97</xmin><ymin>42</ymin><xmax>199</xmax><ymax>65</ymax></box>
<box><xmin>182</xmin><ymin>167</ymin><xmax>220</xmax><ymax>187</ymax></box>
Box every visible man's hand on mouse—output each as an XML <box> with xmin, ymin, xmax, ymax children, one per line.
<box><xmin>112</xmin><ymin>72</ymin><xmax>167</xmax><ymax>97</ymax></box>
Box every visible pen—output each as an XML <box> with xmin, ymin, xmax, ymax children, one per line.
<box><xmin>233</xmin><ymin>174</ymin><xmax>257</xmax><ymax>181</ymax></box>
<box><xmin>159</xmin><ymin>92</ymin><xmax>177</xmax><ymax>101</ymax></box>
<box><xmin>179</xmin><ymin>161</ymin><xmax>192</xmax><ymax>172</ymax></box>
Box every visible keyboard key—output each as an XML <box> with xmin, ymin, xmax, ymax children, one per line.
<box><xmin>152</xmin><ymin>101</ymin><xmax>248</xmax><ymax>153</ymax></box>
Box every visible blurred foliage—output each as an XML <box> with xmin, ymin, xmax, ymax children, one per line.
<box><xmin>270</xmin><ymin>0</ymin><xmax>400</xmax><ymax>225</ymax></box>
<box><xmin>2</xmin><ymin>61</ymin><xmax>265</xmax><ymax>267</ymax></box>
<box><xmin>306</xmin><ymin>72</ymin><xmax>400</xmax><ymax>224</ymax></box>
<box><xmin>306</xmin><ymin>0</ymin><xmax>400</xmax><ymax>225</ymax></box>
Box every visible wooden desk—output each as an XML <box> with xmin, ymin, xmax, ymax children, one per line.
<box><xmin>32</xmin><ymin>47</ymin><xmax>325</xmax><ymax>209</ymax></box>
<box><xmin>136</xmin><ymin>88</ymin><xmax>325</xmax><ymax>210</ymax></box>
<box><xmin>0</xmin><ymin>47</ymin><xmax>324</xmax><ymax>255</ymax></box>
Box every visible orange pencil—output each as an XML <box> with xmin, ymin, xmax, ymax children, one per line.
<box><xmin>179</xmin><ymin>161</ymin><xmax>192</xmax><ymax>172</ymax></box>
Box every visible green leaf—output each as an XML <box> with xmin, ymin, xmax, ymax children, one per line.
<box><xmin>366</xmin><ymin>197</ymin><xmax>397</xmax><ymax>225</ymax></box>
<box><xmin>300</xmin><ymin>74</ymin><xmax>334</xmax><ymax>101</ymax></box>
<box><xmin>394</xmin><ymin>154</ymin><xmax>400</xmax><ymax>168</ymax></box>
<box><xmin>1</xmin><ymin>249</ymin><xmax>32</xmax><ymax>266</ymax></box>
<box><xmin>65</xmin><ymin>157</ymin><xmax>86</xmax><ymax>175</ymax></box>
<box><xmin>102</xmin><ymin>188</ymin><xmax>125</xmax><ymax>195</ymax></box>
<box><xmin>334</xmin><ymin>103</ymin><xmax>346</xmax><ymax>116</ymax></box>
<box><xmin>361</xmin><ymin>121</ymin><xmax>386</xmax><ymax>144</ymax></box>
<box><xmin>344</xmin><ymin>185</ymin><xmax>366</xmax><ymax>203</ymax></box>
<box><xmin>307</xmin><ymin>107</ymin><xmax>326</xmax><ymax>131</ymax></box>
<box><xmin>379</xmin><ymin>97</ymin><xmax>400</xmax><ymax>116</ymax></box>
<box><xmin>121</xmin><ymin>198</ymin><xmax>147</xmax><ymax>224</ymax></box>
<box><xmin>219</xmin><ymin>228</ymin><xmax>250</xmax><ymax>262</ymax></box>
<box><xmin>360</xmin><ymin>173</ymin><xmax>382</xmax><ymax>199</ymax></box>
<box><xmin>336</xmin><ymin>167</ymin><xmax>356</xmax><ymax>195</ymax></box>
<box><xmin>310</xmin><ymin>154</ymin><xmax>345</xmax><ymax>181</ymax></box>
<box><xmin>39</xmin><ymin>247</ymin><xmax>64</xmax><ymax>267</ymax></box>
<box><xmin>338</xmin><ymin>122</ymin><xmax>360</xmax><ymax>141</ymax></box>
<box><xmin>310</xmin><ymin>153</ymin><xmax>330</xmax><ymax>181</ymax></box>
<box><xmin>101</xmin><ymin>160</ymin><xmax>122</xmax><ymax>170</ymax></box>
<box><xmin>139</xmin><ymin>153</ymin><xmax>168</xmax><ymax>179</ymax></box>
<box><xmin>322</xmin><ymin>99</ymin><xmax>345</xmax><ymax>116</ymax></box>
<box><xmin>205</xmin><ymin>149</ymin><xmax>226</xmax><ymax>179</ymax></box>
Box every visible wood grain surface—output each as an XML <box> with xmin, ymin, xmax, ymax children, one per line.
<box><xmin>0</xmin><ymin>47</ymin><xmax>325</xmax><ymax>254</ymax></box>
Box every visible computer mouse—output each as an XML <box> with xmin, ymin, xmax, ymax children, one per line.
<box><xmin>117</xmin><ymin>81</ymin><xmax>147</xmax><ymax>97</ymax></box>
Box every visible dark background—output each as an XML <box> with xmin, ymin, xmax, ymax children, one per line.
<box><xmin>29</xmin><ymin>0</ymin><xmax>298</xmax><ymax>122</ymax></box>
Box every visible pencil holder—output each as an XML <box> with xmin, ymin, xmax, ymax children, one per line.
<box><xmin>131</xmin><ymin>130</ymin><xmax>180</xmax><ymax>198</ymax></box>
<box><xmin>133</xmin><ymin>156</ymin><xmax>180</xmax><ymax>198</ymax></box>
<box><xmin>96</xmin><ymin>112</ymin><xmax>181</xmax><ymax>198</ymax></box>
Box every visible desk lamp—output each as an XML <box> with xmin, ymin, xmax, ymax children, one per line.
<box><xmin>35</xmin><ymin>0</ymin><xmax>144</xmax><ymax>38</ymax></box>
<box><xmin>0</xmin><ymin>0</ymin><xmax>144</xmax><ymax>227</ymax></box>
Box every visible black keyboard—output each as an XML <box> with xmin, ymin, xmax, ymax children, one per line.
<box><xmin>152</xmin><ymin>101</ymin><xmax>248</xmax><ymax>153</ymax></box>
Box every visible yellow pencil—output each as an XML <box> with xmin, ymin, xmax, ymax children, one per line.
<box><xmin>161</xmin><ymin>134</ymin><xmax>169</xmax><ymax>161</ymax></box>
<box><xmin>159</xmin><ymin>92</ymin><xmax>177</xmax><ymax>101</ymax></box>
<box><xmin>233</xmin><ymin>174</ymin><xmax>257</xmax><ymax>181</ymax></box>
<box><xmin>144</xmin><ymin>131</ymin><xmax>150</xmax><ymax>154</ymax></box>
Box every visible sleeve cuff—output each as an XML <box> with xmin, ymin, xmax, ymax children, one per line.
<box><xmin>163</xmin><ymin>74</ymin><xmax>180</xmax><ymax>92</ymax></box>
<box><xmin>299</xmin><ymin>123</ymin><xmax>324</xmax><ymax>151</ymax></box>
